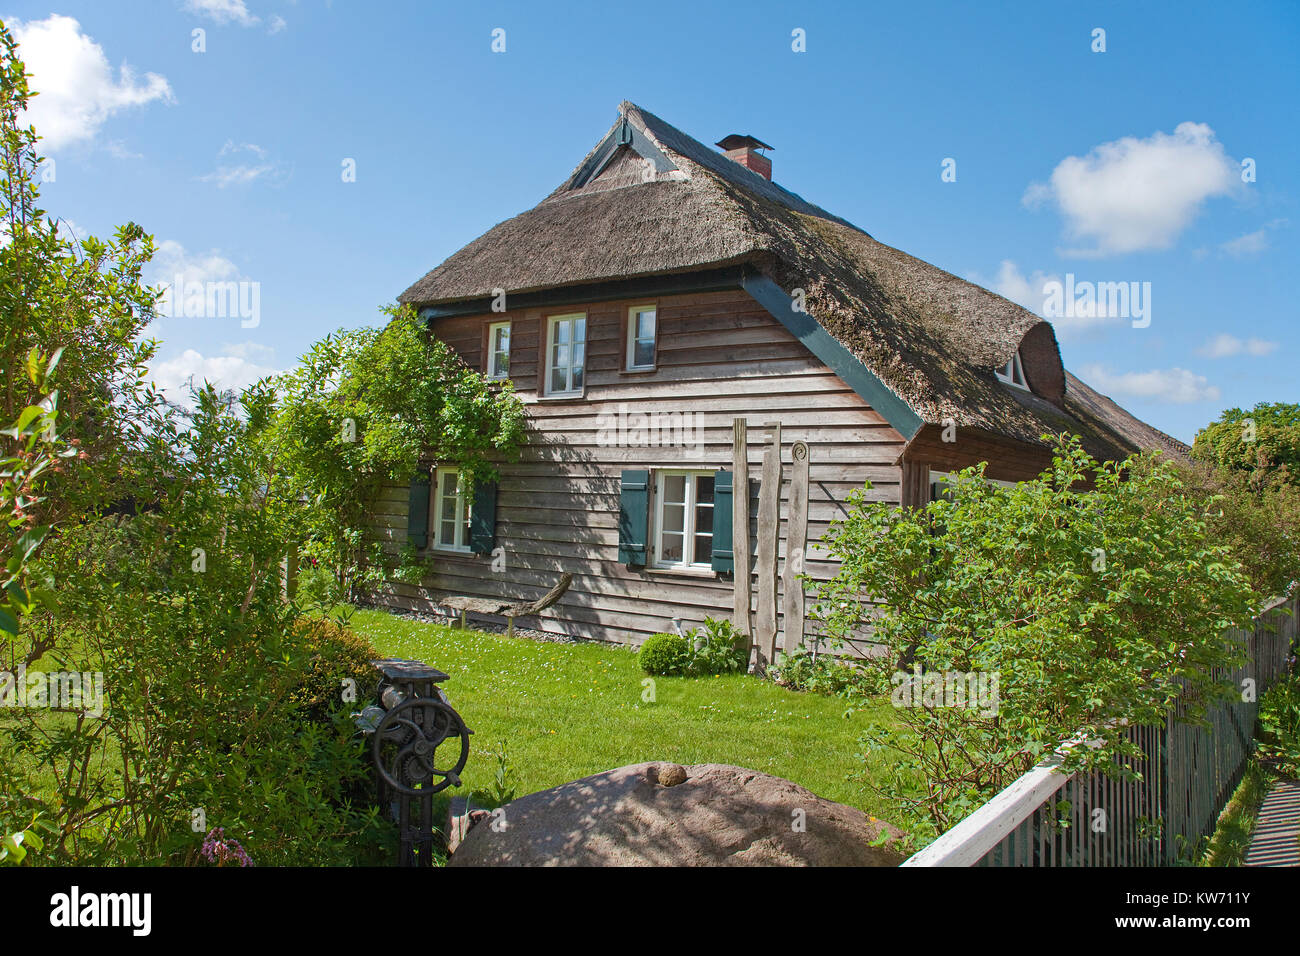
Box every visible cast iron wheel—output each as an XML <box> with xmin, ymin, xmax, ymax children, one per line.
<box><xmin>371</xmin><ymin>696</ymin><xmax>470</xmax><ymax>796</ymax></box>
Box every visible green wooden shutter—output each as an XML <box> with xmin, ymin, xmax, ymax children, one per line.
<box><xmin>618</xmin><ymin>469</ymin><xmax>649</xmax><ymax>566</ymax></box>
<box><xmin>711</xmin><ymin>470</ymin><xmax>734</xmax><ymax>573</ymax></box>
<box><xmin>469</xmin><ymin>480</ymin><xmax>498</xmax><ymax>555</ymax></box>
<box><xmin>407</xmin><ymin>474</ymin><xmax>431</xmax><ymax>549</ymax></box>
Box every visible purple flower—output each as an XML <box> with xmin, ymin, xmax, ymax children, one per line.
<box><xmin>199</xmin><ymin>827</ymin><xmax>254</xmax><ymax>867</ymax></box>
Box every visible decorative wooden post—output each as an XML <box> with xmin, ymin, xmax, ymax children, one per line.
<box><xmin>755</xmin><ymin>422</ymin><xmax>781</xmax><ymax>674</ymax></box>
<box><xmin>782</xmin><ymin>441</ymin><xmax>809</xmax><ymax>654</ymax></box>
<box><xmin>732</xmin><ymin>419</ymin><xmax>753</xmax><ymax>665</ymax></box>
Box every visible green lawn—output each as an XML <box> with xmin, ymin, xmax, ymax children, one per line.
<box><xmin>349</xmin><ymin>608</ymin><xmax>914</xmax><ymax>822</ymax></box>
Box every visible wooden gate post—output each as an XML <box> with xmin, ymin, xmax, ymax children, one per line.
<box><xmin>732</xmin><ymin>419</ymin><xmax>754</xmax><ymax>665</ymax></box>
<box><xmin>782</xmin><ymin>441</ymin><xmax>809</xmax><ymax>654</ymax></box>
<box><xmin>754</xmin><ymin>422</ymin><xmax>781</xmax><ymax>674</ymax></box>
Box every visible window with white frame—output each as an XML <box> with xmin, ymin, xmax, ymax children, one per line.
<box><xmin>995</xmin><ymin>350</ymin><xmax>1029</xmax><ymax>390</ymax></box>
<box><xmin>487</xmin><ymin>321</ymin><xmax>511</xmax><ymax>379</ymax></box>
<box><xmin>433</xmin><ymin>466</ymin><xmax>472</xmax><ymax>552</ymax></box>
<box><xmin>545</xmin><ymin>313</ymin><xmax>586</xmax><ymax>396</ymax></box>
<box><xmin>626</xmin><ymin>305</ymin><xmax>656</xmax><ymax>370</ymax></box>
<box><xmin>653</xmin><ymin>470</ymin><xmax>715</xmax><ymax>570</ymax></box>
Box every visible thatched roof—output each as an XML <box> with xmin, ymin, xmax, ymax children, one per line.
<box><xmin>399</xmin><ymin>101</ymin><xmax>1185</xmax><ymax>461</ymax></box>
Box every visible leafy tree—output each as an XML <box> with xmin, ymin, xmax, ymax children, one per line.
<box><xmin>0</xmin><ymin>21</ymin><xmax>522</xmax><ymax>864</ymax></box>
<box><xmin>814</xmin><ymin>436</ymin><xmax>1257</xmax><ymax>834</ymax></box>
<box><xmin>265</xmin><ymin>306</ymin><xmax>526</xmax><ymax>601</ymax></box>
<box><xmin>0</xmin><ymin>22</ymin><xmax>163</xmax><ymax>525</ymax></box>
<box><xmin>1192</xmin><ymin>402</ymin><xmax>1300</xmax><ymax>490</ymax></box>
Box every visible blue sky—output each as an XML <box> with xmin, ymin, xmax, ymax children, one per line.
<box><xmin>6</xmin><ymin>0</ymin><xmax>1298</xmax><ymax>443</ymax></box>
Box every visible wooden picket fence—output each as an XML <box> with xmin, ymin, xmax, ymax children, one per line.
<box><xmin>903</xmin><ymin>595</ymin><xmax>1297</xmax><ymax>867</ymax></box>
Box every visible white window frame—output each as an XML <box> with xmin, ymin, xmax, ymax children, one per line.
<box><xmin>544</xmin><ymin>312</ymin><xmax>587</xmax><ymax>397</ymax></box>
<box><xmin>625</xmin><ymin>304</ymin><xmax>657</xmax><ymax>371</ymax></box>
<box><xmin>996</xmin><ymin>350</ymin><xmax>1029</xmax><ymax>390</ymax></box>
<box><xmin>432</xmin><ymin>466</ymin><xmax>473</xmax><ymax>553</ymax></box>
<box><xmin>487</xmin><ymin>320</ymin><xmax>511</xmax><ymax>379</ymax></box>
<box><xmin>651</xmin><ymin>469</ymin><xmax>716</xmax><ymax>571</ymax></box>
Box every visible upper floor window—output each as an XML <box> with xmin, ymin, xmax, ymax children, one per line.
<box><xmin>545</xmin><ymin>313</ymin><xmax>586</xmax><ymax>397</ymax></box>
<box><xmin>433</xmin><ymin>466</ymin><xmax>473</xmax><ymax>552</ymax></box>
<box><xmin>996</xmin><ymin>350</ymin><xmax>1029</xmax><ymax>390</ymax></box>
<box><xmin>653</xmin><ymin>470</ymin><xmax>714</xmax><ymax>570</ymax></box>
<box><xmin>487</xmin><ymin>321</ymin><xmax>511</xmax><ymax>379</ymax></box>
<box><xmin>626</xmin><ymin>305</ymin><xmax>657</xmax><ymax>370</ymax></box>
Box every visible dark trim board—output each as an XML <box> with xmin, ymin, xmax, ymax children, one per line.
<box><xmin>416</xmin><ymin>266</ymin><xmax>752</xmax><ymax>322</ymax></box>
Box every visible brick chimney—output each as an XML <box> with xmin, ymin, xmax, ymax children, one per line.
<box><xmin>716</xmin><ymin>134</ymin><xmax>773</xmax><ymax>181</ymax></box>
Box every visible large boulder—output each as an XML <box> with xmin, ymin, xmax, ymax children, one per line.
<box><xmin>448</xmin><ymin>762</ymin><xmax>905</xmax><ymax>867</ymax></box>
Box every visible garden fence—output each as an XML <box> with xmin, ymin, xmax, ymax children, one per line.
<box><xmin>903</xmin><ymin>596</ymin><xmax>1297</xmax><ymax>867</ymax></box>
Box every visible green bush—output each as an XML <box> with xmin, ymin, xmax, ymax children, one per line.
<box><xmin>774</xmin><ymin>650</ymin><xmax>885</xmax><ymax>699</ymax></box>
<box><xmin>688</xmin><ymin>618</ymin><xmax>749</xmax><ymax>675</ymax></box>
<box><xmin>638</xmin><ymin>633</ymin><xmax>691</xmax><ymax>675</ymax></box>
<box><xmin>1257</xmin><ymin>673</ymin><xmax>1300</xmax><ymax>776</ymax></box>
<box><xmin>291</xmin><ymin>616</ymin><xmax>381</xmax><ymax>723</ymax></box>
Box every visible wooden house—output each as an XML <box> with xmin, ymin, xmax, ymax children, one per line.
<box><xmin>367</xmin><ymin>101</ymin><xmax>1184</xmax><ymax>654</ymax></box>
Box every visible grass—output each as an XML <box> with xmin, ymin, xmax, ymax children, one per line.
<box><xmin>1202</xmin><ymin>760</ymin><xmax>1279</xmax><ymax>866</ymax></box>
<box><xmin>347</xmin><ymin>608</ymin><xmax>916</xmax><ymax>823</ymax></box>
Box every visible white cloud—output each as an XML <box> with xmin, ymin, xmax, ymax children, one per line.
<box><xmin>1024</xmin><ymin>122</ymin><xmax>1239</xmax><ymax>257</ymax></box>
<box><xmin>1196</xmin><ymin>334</ymin><xmax>1278</xmax><ymax>359</ymax></box>
<box><xmin>1219</xmin><ymin>218</ymin><xmax>1288</xmax><ymax>258</ymax></box>
<box><xmin>149</xmin><ymin>239</ymin><xmax>242</xmax><ymax>291</ymax></box>
<box><xmin>10</xmin><ymin>15</ymin><xmax>173</xmax><ymax>152</ymax></box>
<box><xmin>198</xmin><ymin>141</ymin><xmax>280</xmax><ymax>188</ymax></box>
<box><xmin>1078</xmin><ymin>364</ymin><xmax>1220</xmax><ymax>403</ymax></box>
<box><xmin>268</xmin><ymin>15</ymin><xmax>288</xmax><ymax>34</ymax></box>
<box><xmin>149</xmin><ymin>344</ymin><xmax>278</xmax><ymax>404</ymax></box>
<box><xmin>967</xmin><ymin>259</ymin><xmax>1119</xmax><ymax>339</ymax></box>
<box><xmin>185</xmin><ymin>0</ymin><xmax>260</xmax><ymax>27</ymax></box>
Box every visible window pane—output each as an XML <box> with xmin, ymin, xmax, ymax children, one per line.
<box><xmin>693</xmin><ymin>532</ymin><xmax>713</xmax><ymax>566</ymax></box>
<box><xmin>554</xmin><ymin>321</ymin><xmax>570</xmax><ymax>345</ymax></box>
<box><xmin>697</xmin><ymin>476</ymin><xmax>714</xmax><ymax>504</ymax></box>
<box><xmin>637</xmin><ymin>310</ymin><xmax>656</xmax><ymax>339</ymax></box>
<box><xmin>661</xmin><ymin>503</ymin><xmax>685</xmax><ymax>534</ymax></box>
<box><xmin>663</xmin><ymin>475</ymin><xmax>687</xmax><ymax>504</ymax></box>
<box><xmin>660</xmin><ymin>532</ymin><xmax>683</xmax><ymax>564</ymax></box>
<box><xmin>695</xmin><ymin>503</ymin><xmax>713</xmax><ymax>535</ymax></box>
<box><xmin>550</xmin><ymin>365</ymin><xmax>567</xmax><ymax>394</ymax></box>
<box><xmin>574</xmin><ymin>317</ymin><xmax>586</xmax><ymax>342</ymax></box>
<box><xmin>496</xmin><ymin>326</ymin><xmax>510</xmax><ymax>352</ymax></box>
<box><xmin>496</xmin><ymin>351</ymin><xmax>509</xmax><ymax>374</ymax></box>
<box><xmin>440</xmin><ymin>520</ymin><xmax>456</xmax><ymax>546</ymax></box>
<box><xmin>633</xmin><ymin>339</ymin><xmax>654</xmax><ymax>367</ymax></box>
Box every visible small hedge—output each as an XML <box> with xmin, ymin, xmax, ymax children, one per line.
<box><xmin>638</xmin><ymin>633</ymin><xmax>691</xmax><ymax>676</ymax></box>
<box><xmin>291</xmin><ymin>616</ymin><xmax>381</xmax><ymax>722</ymax></box>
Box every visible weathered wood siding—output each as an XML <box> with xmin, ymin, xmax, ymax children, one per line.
<box><xmin>365</xmin><ymin>287</ymin><xmax>909</xmax><ymax>647</ymax></box>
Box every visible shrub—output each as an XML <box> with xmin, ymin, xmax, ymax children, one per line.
<box><xmin>774</xmin><ymin>650</ymin><xmax>885</xmax><ymax>699</ymax></box>
<box><xmin>688</xmin><ymin>617</ymin><xmax>749</xmax><ymax>675</ymax></box>
<box><xmin>816</xmin><ymin>435</ymin><xmax>1258</xmax><ymax>832</ymax></box>
<box><xmin>638</xmin><ymin>633</ymin><xmax>691</xmax><ymax>675</ymax></box>
<box><xmin>291</xmin><ymin>616</ymin><xmax>381</xmax><ymax>723</ymax></box>
<box><xmin>1257</xmin><ymin>673</ymin><xmax>1300</xmax><ymax>777</ymax></box>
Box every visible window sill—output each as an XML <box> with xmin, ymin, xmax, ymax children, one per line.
<box><xmin>619</xmin><ymin>367</ymin><xmax>656</xmax><ymax>375</ymax></box>
<box><xmin>646</xmin><ymin>566</ymin><xmax>717</xmax><ymax>579</ymax></box>
<box><xmin>536</xmin><ymin>392</ymin><xmax>585</xmax><ymax>402</ymax></box>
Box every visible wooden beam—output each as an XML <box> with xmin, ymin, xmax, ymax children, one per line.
<box><xmin>783</xmin><ymin>440</ymin><xmax>809</xmax><ymax>653</ymax></box>
<box><xmin>755</xmin><ymin>421</ymin><xmax>781</xmax><ymax>673</ymax></box>
<box><xmin>732</xmin><ymin>418</ymin><xmax>754</xmax><ymax>666</ymax></box>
